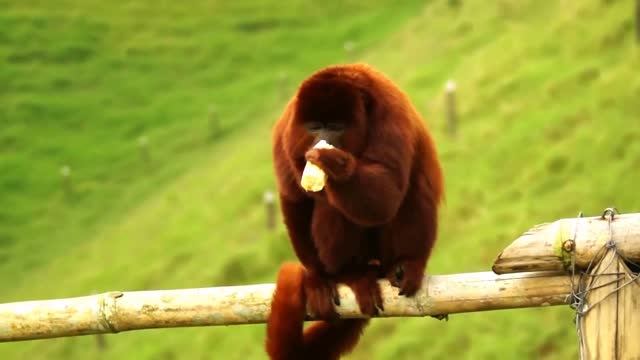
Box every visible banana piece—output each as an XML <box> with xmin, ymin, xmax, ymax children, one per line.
<box><xmin>301</xmin><ymin>140</ymin><xmax>334</xmax><ymax>192</ymax></box>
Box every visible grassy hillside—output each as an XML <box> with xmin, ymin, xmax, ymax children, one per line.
<box><xmin>1</xmin><ymin>0</ymin><xmax>639</xmax><ymax>359</ymax></box>
<box><xmin>0</xmin><ymin>0</ymin><xmax>424</xmax><ymax>287</ymax></box>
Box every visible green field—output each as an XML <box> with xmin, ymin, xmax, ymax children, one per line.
<box><xmin>1</xmin><ymin>0</ymin><xmax>639</xmax><ymax>359</ymax></box>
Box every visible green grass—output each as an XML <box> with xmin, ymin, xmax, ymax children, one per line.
<box><xmin>0</xmin><ymin>0</ymin><xmax>424</xmax><ymax>286</ymax></box>
<box><xmin>1</xmin><ymin>0</ymin><xmax>639</xmax><ymax>359</ymax></box>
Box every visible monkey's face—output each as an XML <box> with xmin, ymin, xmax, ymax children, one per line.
<box><xmin>294</xmin><ymin>78</ymin><xmax>368</xmax><ymax>155</ymax></box>
<box><xmin>304</xmin><ymin>121</ymin><xmax>346</xmax><ymax>147</ymax></box>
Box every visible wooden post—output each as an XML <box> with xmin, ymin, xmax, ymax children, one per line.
<box><xmin>60</xmin><ymin>165</ymin><xmax>72</xmax><ymax>197</ymax></box>
<box><xmin>263</xmin><ymin>190</ymin><xmax>276</xmax><ymax>230</ymax></box>
<box><xmin>493</xmin><ymin>210</ymin><xmax>640</xmax><ymax>360</ymax></box>
<box><xmin>343</xmin><ymin>41</ymin><xmax>356</xmax><ymax>61</ymax></box>
<box><xmin>137</xmin><ymin>136</ymin><xmax>150</xmax><ymax>165</ymax></box>
<box><xmin>279</xmin><ymin>71</ymin><xmax>289</xmax><ymax>101</ymax></box>
<box><xmin>445</xmin><ymin>80</ymin><xmax>457</xmax><ymax>137</ymax></box>
<box><xmin>579</xmin><ymin>247</ymin><xmax>640</xmax><ymax>359</ymax></box>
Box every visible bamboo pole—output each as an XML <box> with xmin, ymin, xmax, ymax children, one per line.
<box><xmin>493</xmin><ymin>213</ymin><xmax>640</xmax><ymax>274</ymax></box>
<box><xmin>579</xmin><ymin>248</ymin><xmax>640</xmax><ymax>359</ymax></box>
<box><xmin>0</xmin><ymin>271</ymin><xmax>573</xmax><ymax>343</ymax></box>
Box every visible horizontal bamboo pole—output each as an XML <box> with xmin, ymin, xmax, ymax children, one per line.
<box><xmin>493</xmin><ymin>212</ymin><xmax>640</xmax><ymax>274</ymax></box>
<box><xmin>0</xmin><ymin>271</ymin><xmax>574</xmax><ymax>342</ymax></box>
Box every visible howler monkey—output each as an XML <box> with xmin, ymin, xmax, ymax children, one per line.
<box><xmin>266</xmin><ymin>63</ymin><xmax>444</xmax><ymax>360</ymax></box>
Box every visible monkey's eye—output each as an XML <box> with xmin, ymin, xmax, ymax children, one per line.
<box><xmin>326</xmin><ymin>122</ymin><xmax>345</xmax><ymax>132</ymax></box>
<box><xmin>305</xmin><ymin>122</ymin><xmax>323</xmax><ymax>132</ymax></box>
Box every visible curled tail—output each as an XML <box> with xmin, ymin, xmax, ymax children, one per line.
<box><xmin>266</xmin><ymin>262</ymin><xmax>369</xmax><ymax>360</ymax></box>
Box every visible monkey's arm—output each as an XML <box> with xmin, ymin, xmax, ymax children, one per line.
<box><xmin>305</xmin><ymin>147</ymin><xmax>412</xmax><ymax>227</ymax></box>
<box><xmin>272</xmin><ymin>118</ymin><xmax>325</xmax><ymax>273</ymax></box>
<box><xmin>336</xmin><ymin>161</ymin><xmax>405</xmax><ymax>225</ymax></box>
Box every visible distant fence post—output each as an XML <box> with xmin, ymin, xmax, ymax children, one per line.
<box><xmin>445</xmin><ymin>80</ymin><xmax>457</xmax><ymax>137</ymax></box>
<box><xmin>279</xmin><ymin>72</ymin><xmax>289</xmax><ymax>101</ymax></box>
<box><xmin>137</xmin><ymin>136</ymin><xmax>151</xmax><ymax>165</ymax></box>
<box><xmin>343</xmin><ymin>41</ymin><xmax>356</xmax><ymax>62</ymax></box>
<box><xmin>263</xmin><ymin>191</ymin><xmax>276</xmax><ymax>230</ymax></box>
<box><xmin>60</xmin><ymin>165</ymin><xmax>72</xmax><ymax>197</ymax></box>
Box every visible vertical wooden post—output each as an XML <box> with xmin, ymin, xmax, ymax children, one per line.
<box><xmin>279</xmin><ymin>71</ymin><xmax>289</xmax><ymax>101</ymax></box>
<box><xmin>263</xmin><ymin>191</ymin><xmax>276</xmax><ymax>230</ymax></box>
<box><xmin>617</xmin><ymin>262</ymin><xmax>640</xmax><ymax>359</ymax></box>
<box><xmin>137</xmin><ymin>136</ymin><xmax>151</xmax><ymax>165</ymax></box>
<box><xmin>60</xmin><ymin>165</ymin><xmax>72</xmax><ymax>197</ymax></box>
<box><xmin>344</xmin><ymin>41</ymin><xmax>356</xmax><ymax>62</ymax></box>
<box><xmin>579</xmin><ymin>248</ymin><xmax>640</xmax><ymax>359</ymax></box>
<box><xmin>445</xmin><ymin>80</ymin><xmax>457</xmax><ymax>137</ymax></box>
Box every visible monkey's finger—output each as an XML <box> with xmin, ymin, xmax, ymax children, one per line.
<box><xmin>373</xmin><ymin>285</ymin><xmax>384</xmax><ymax>313</ymax></box>
<box><xmin>399</xmin><ymin>276</ymin><xmax>421</xmax><ymax>298</ymax></box>
<box><xmin>321</xmin><ymin>280</ymin><xmax>339</xmax><ymax>315</ymax></box>
<box><xmin>386</xmin><ymin>267</ymin><xmax>402</xmax><ymax>288</ymax></box>
<box><xmin>395</xmin><ymin>264</ymin><xmax>405</xmax><ymax>283</ymax></box>
<box><xmin>368</xmin><ymin>274</ymin><xmax>385</xmax><ymax>315</ymax></box>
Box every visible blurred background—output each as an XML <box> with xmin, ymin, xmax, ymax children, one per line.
<box><xmin>1</xmin><ymin>0</ymin><xmax>639</xmax><ymax>359</ymax></box>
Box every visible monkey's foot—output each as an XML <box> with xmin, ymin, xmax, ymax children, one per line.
<box><xmin>387</xmin><ymin>258</ymin><xmax>425</xmax><ymax>297</ymax></box>
<box><xmin>303</xmin><ymin>270</ymin><xmax>340</xmax><ymax>320</ymax></box>
<box><xmin>341</xmin><ymin>265</ymin><xmax>384</xmax><ymax>316</ymax></box>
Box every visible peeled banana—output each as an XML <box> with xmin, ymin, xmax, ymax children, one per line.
<box><xmin>300</xmin><ymin>140</ymin><xmax>334</xmax><ymax>192</ymax></box>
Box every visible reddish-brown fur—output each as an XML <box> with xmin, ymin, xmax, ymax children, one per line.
<box><xmin>266</xmin><ymin>63</ymin><xmax>444</xmax><ymax>360</ymax></box>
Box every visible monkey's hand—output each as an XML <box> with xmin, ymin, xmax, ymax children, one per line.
<box><xmin>301</xmin><ymin>140</ymin><xmax>334</xmax><ymax>192</ymax></box>
<box><xmin>303</xmin><ymin>270</ymin><xmax>340</xmax><ymax>320</ymax></box>
<box><xmin>305</xmin><ymin>146</ymin><xmax>356</xmax><ymax>183</ymax></box>
<box><xmin>387</xmin><ymin>258</ymin><xmax>425</xmax><ymax>297</ymax></box>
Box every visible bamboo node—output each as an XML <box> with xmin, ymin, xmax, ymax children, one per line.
<box><xmin>99</xmin><ymin>291</ymin><xmax>123</xmax><ymax>334</ymax></box>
